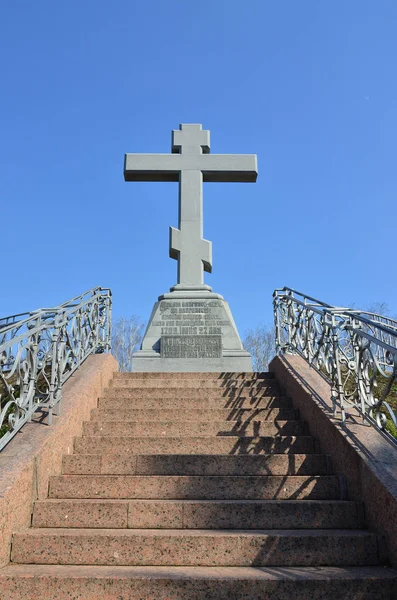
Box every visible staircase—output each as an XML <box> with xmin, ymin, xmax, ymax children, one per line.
<box><xmin>2</xmin><ymin>372</ymin><xmax>397</xmax><ymax>599</ymax></box>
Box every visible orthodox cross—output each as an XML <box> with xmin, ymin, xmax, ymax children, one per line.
<box><xmin>124</xmin><ymin>124</ymin><xmax>257</xmax><ymax>290</ymax></box>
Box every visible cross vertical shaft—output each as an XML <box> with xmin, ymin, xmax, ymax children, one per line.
<box><xmin>170</xmin><ymin>166</ymin><xmax>212</xmax><ymax>288</ymax></box>
<box><xmin>170</xmin><ymin>125</ymin><xmax>212</xmax><ymax>290</ymax></box>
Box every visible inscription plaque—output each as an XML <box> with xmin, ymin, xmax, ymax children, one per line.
<box><xmin>161</xmin><ymin>335</ymin><xmax>222</xmax><ymax>359</ymax></box>
<box><xmin>156</xmin><ymin>300</ymin><xmax>226</xmax><ymax>337</ymax></box>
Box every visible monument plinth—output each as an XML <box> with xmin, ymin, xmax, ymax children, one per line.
<box><xmin>124</xmin><ymin>123</ymin><xmax>257</xmax><ymax>372</ymax></box>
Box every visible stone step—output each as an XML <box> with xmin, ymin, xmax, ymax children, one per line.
<box><xmin>103</xmin><ymin>389</ymin><xmax>282</xmax><ymax>401</ymax></box>
<box><xmin>11</xmin><ymin>528</ymin><xmax>381</xmax><ymax>567</ymax></box>
<box><xmin>63</xmin><ymin>453</ymin><xmax>328</xmax><ymax>476</ymax></box>
<box><xmin>82</xmin><ymin>420</ymin><xmax>306</xmax><ymax>437</ymax></box>
<box><xmin>7</xmin><ymin>563</ymin><xmax>397</xmax><ymax>600</ymax></box>
<box><xmin>74</xmin><ymin>435</ymin><xmax>316</xmax><ymax>455</ymax></box>
<box><xmin>98</xmin><ymin>396</ymin><xmax>292</xmax><ymax>409</ymax></box>
<box><xmin>48</xmin><ymin>474</ymin><xmax>340</xmax><ymax>500</ymax></box>
<box><xmin>90</xmin><ymin>407</ymin><xmax>298</xmax><ymax>422</ymax></box>
<box><xmin>32</xmin><ymin>499</ymin><xmax>363</xmax><ymax>530</ymax></box>
<box><xmin>108</xmin><ymin>380</ymin><xmax>280</xmax><ymax>390</ymax></box>
<box><xmin>113</xmin><ymin>372</ymin><xmax>275</xmax><ymax>381</ymax></box>
<box><xmin>2</xmin><ymin>565</ymin><xmax>397</xmax><ymax>600</ymax></box>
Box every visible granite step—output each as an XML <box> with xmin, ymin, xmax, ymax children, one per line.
<box><xmin>82</xmin><ymin>420</ymin><xmax>306</xmax><ymax>437</ymax></box>
<box><xmin>102</xmin><ymin>389</ymin><xmax>282</xmax><ymax>400</ymax></box>
<box><xmin>74</xmin><ymin>435</ymin><xmax>316</xmax><ymax>455</ymax></box>
<box><xmin>32</xmin><ymin>499</ymin><xmax>363</xmax><ymax>530</ymax></box>
<box><xmin>63</xmin><ymin>453</ymin><xmax>328</xmax><ymax>476</ymax></box>
<box><xmin>90</xmin><ymin>407</ymin><xmax>298</xmax><ymax>422</ymax></box>
<box><xmin>11</xmin><ymin>528</ymin><xmax>381</xmax><ymax>567</ymax></box>
<box><xmin>113</xmin><ymin>372</ymin><xmax>275</xmax><ymax>380</ymax></box>
<box><xmin>97</xmin><ymin>396</ymin><xmax>292</xmax><ymax>409</ymax></box>
<box><xmin>108</xmin><ymin>380</ymin><xmax>280</xmax><ymax>390</ymax></box>
<box><xmin>2</xmin><ymin>565</ymin><xmax>397</xmax><ymax>600</ymax></box>
<box><xmin>48</xmin><ymin>474</ymin><xmax>340</xmax><ymax>500</ymax></box>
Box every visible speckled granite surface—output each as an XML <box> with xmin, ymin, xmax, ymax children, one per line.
<box><xmin>1</xmin><ymin>565</ymin><xmax>396</xmax><ymax>600</ymax></box>
<box><xmin>2</xmin><ymin>371</ymin><xmax>397</xmax><ymax>598</ymax></box>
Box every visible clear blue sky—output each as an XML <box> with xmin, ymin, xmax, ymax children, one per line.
<box><xmin>1</xmin><ymin>1</ymin><xmax>396</xmax><ymax>333</ymax></box>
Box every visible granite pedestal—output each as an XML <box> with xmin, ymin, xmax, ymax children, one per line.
<box><xmin>132</xmin><ymin>289</ymin><xmax>252</xmax><ymax>372</ymax></box>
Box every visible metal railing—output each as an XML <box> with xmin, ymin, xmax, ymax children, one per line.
<box><xmin>0</xmin><ymin>287</ymin><xmax>112</xmax><ymax>451</ymax></box>
<box><xmin>273</xmin><ymin>287</ymin><xmax>397</xmax><ymax>445</ymax></box>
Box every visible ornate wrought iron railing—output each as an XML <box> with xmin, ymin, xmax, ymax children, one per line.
<box><xmin>273</xmin><ymin>287</ymin><xmax>397</xmax><ymax>445</ymax></box>
<box><xmin>0</xmin><ymin>287</ymin><xmax>112</xmax><ymax>451</ymax></box>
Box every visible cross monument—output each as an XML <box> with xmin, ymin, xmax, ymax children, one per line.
<box><xmin>124</xmin><ymin>124</ymin><xmax>257</xmax><ymax>291</ymax></box>
<box><xmin>124</xmin><ymin>124</ymin><xmax>257</xmax><ymax>372</ymax></box>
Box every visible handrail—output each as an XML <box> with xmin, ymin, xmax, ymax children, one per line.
<box><xmin>273</xmin><ymin>287</ymin><xmax>397</xmax><ymax>445</ymax></box>
<box><xmin>0</xmin><ymin>287</ymin><xmax>112</xmax><ymax>451</ymax></box>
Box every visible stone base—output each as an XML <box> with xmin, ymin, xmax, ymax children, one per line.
<box><xmin>132</xmin><ymin>353</ymin><xmax>252</xmax><ymax>373</ymax></box>
<box><xmin>132</xmin><ymin>289</ymin><xmax>252</xmax><ymax>373</ymax></box>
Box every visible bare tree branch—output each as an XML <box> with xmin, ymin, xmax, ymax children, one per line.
<box><xmin>366</xmin><ymin>302</ymin><xmax>396</xmax><ymax>320</ymax></box>
<box><xmin>111</xmin><ymin>316</ymin><xmax>144</xmax><ymax>372</ymax></box>
<box><xmin>242</xmin><ymin>324</ymin><xmax>276</xmax><ymax>372</ymax></box>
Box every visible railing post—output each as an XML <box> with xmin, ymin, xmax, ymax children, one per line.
<box><xmin>106</xmin><ymin>295</ymin><xmax>112</xmax><ymax>352</ymax></box>
<box><xmin>353</xmin><ymin>324</ymin><xmax>367</xmax><ymax>423</ymax></box>
<box><xmin>330</xmin><ymin>313</ymin><xmax>345</xmax><ymax>422</ymax></box>
<box><xmin>273</xmin><ymin>292</ymin><xmax>281</xmax><ymax>353</ymax></box>
<box><xmin>48</xmin><ymin>316</ymin><xmax>62</xmax><ymax>426</ymax></box>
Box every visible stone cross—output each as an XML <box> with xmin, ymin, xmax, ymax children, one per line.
<box><xmin>124</xmin><ymin>124</ymin><xmax>257</xmax><ymax>290</ymax></box>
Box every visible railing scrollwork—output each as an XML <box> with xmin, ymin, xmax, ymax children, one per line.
<box><xmin>0</xmin><ymin>287</ymin><xmax>112</xmax><ymax>451</ymax></box>
<box><xmin>273</xmin><ymin>287</ymin><xmax>397</xmax><ymax>445</ymax></box>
